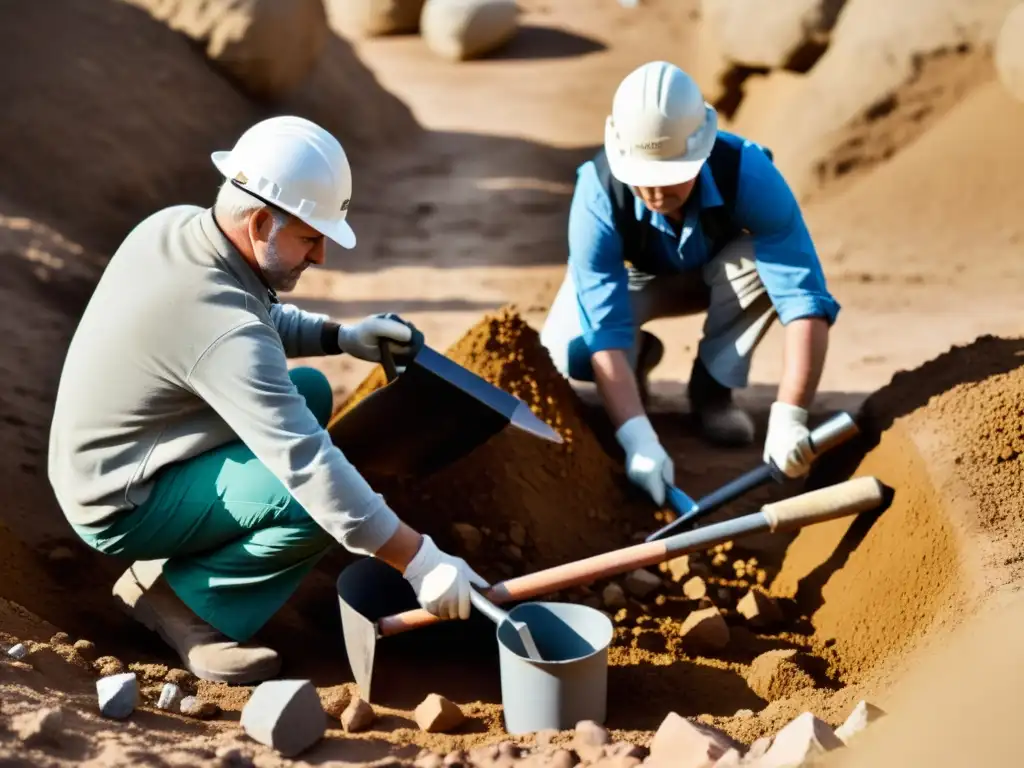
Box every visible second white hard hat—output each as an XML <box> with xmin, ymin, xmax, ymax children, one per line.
<box><xmin>603</xmin><ymin>61</ymin><xmax>718</xmax><ymax>188</ymax></box>
<box><xmin>211</xmin><ymin>115</ymin><xmax>357</xmax><ymax>249</ymax></box>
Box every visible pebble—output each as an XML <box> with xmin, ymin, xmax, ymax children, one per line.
<box><xmin>7</xmin><ymin>643</ymin><xmax>27</xmax><ymax>660</ymax></box>
<box><xmin>760</xmin><ymin>712</ymin><xmax>843</xmax><ymax>766</ymax></box>
<box><xmin>180</xmin><ymin>696</ymin><xmax>220</xmax><ymax>720</ymax></box>
<box><xmin>624</xmin><ymin>568</ymin><xmax>662</xmax><ymax>599</ymax></box>
<box><xmin>679</xmin><ymin>607</ymin><xmax>730</xmax><ymax>650</ymax></box>
<box><xmin>683</xmin><ymin>576</ymin><xmax>707</xmax><ymax>600</ymax></box>
<box><xmin>157</xmin><ymin>682</ymin><xmax>184</xmax><ymax>712</ymax></box>
<box><xmin>12</xmin><ymin>706</ymin><xmax>63</xmax><ymax>747</ymax></box>
<box><xmin>663</xmin><ymin>554</ymin><xmax>691</xmax><ymax>582</ymax></box>
<box><xmin>737</xmin><ymin>589</ymin><xmax>784</xmax><ymax>627</ymax></box>
<box><xmin>72</xmin><ymin>639</ymin><xmax>98</xmax><ymax>663</ymax></box>
<box><xmin>321</xmin><ymin>688</ymin><xmax>349</xmax><ymax>719</ymax></box>
<box><xmin>341</xmin><ymin>697</ymin><xmax>375</xmax><ymax>733</ymax></box>
<box><xmin>648</xmin><ymin>712</ymin><xmax>737</xmax><ymax>766</ymax></box>
<box><xmin>414</xmin><ymin>693</ymin><xmax>465</xmax><ymax>733</ymax></box>
<box><xmin>602</xmin><ymin>582</ymin><xmax>628</xmax><ymax>610</ymax></box>
<box><xmin>97</xmin><ymin>672</ymin><xmax>138</xmax><ymax>719</ymax></box>
<box><xmin>241</xmin><ymin>680</ymin><xmax>326</xmax><ymax>756</ymax></box>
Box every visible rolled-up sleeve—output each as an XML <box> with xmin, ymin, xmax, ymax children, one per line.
<box><xmin>187</xmin><ymin>320</ymin><xmax>400</xmax><ymax>554</ymax></box>
<box><xmin>734</xmin><ymin>143</ymin><xmax>841</xmax><ymax>326</ymax></box>
<box><xmin>567</xmin><ymin>162</ymin><xmax>635</xmax><ymax>353</ymax></box>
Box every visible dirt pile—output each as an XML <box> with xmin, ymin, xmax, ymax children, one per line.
<box><xmin>332</xmin><ymin>306</ymin><xmax>661</xmax><ymax>577</ymax></box>
<box><xmin>773</xmin><ymin>335</ymin><xmax>1024</xmax><ymax>691</ymax></box>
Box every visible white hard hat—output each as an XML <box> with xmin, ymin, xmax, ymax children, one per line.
<box><xmin>603</xmin><ymin>61</ymin><xmax>718</xmax><ymax>188</ymax></box>
<box><xmin>211</xmin><ymin>115</ymin><xmax>356</xmax><ymax>249</ymax></box>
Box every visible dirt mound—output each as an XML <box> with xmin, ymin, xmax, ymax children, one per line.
<box><xmin>332</xmin><ymin>306</ymin><xmax>659</xmax><ymax>577</ymax></box>
<box><xmin>773</xmin><ymin>334</ymin><xmax>1024</xmax><ymax>690</ymax></box>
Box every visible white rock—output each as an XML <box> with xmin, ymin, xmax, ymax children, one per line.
<box><xmin>996</xmin><ymin>4</ymin><xmax>1024</xmax><ymax>101</ymax></box>
<box><xmin>7</xmin><ymin>643</ymin><xmax>27</xmax><ymax>660</ymax></box>
<box><xmin>97</xmin><ymin>672</ymin><xmax>138</xmax><ymax>719</ymax></box>
<box><xmin>241</xmin><ymin>680</ymin><xmax>326</xmax><ymax>757</ymax></box>
<box><xmin>421</xmin><ymin>0</ymin><xmax>520</xmax><ymax>61</ymax></box>
<box><xmin>759</xmin><ymin>712</ymin><xmax>844</xmax><ymax>767</ymax></box>
<box><xmin>835</xmin><ymin>700</ymin><xmax>886</xmax><ymax>744</ymax></box>
<box><xmin>157</xmin><ymin>682</ymin><xmax>184</xmax><ymax>712</ymax></box>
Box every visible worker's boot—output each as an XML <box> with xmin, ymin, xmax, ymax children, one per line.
<box><xmin>634</xmin><ymin>330</ymin><xmax>665</xmax><ymax>405</ymax></box>
<box><xmin>112</xmin><ymin>561</ymin><xmax>281</xmax><ymax>684</ymax></box>
<box><xmin>687</xmin><ymin>356</ymin><xmax>756</xmax><ymax>447</ymax></box>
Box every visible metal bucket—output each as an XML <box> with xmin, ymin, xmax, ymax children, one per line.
<box><xmin>496</xmin><ymin>602</ymin><xmax>614</xmax><ymax>735</ymax></box>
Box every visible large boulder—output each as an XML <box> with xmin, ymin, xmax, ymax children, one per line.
<box><xmin>120</xmin><ymin>0</ymin><xmax>329</xmax><ymax>101</ymax></box>
<box><xmin>420</xmin><ymin>0</ymin><xmax>519</xmax><ymax>61</ymax></box>
<box><xmin>996</xmin><ymin>3</ymin><xmax>1024</xmax><ymax>101</ymax></box>
<box><xmin>702</xmin><ymin>0</ymin><xmax>844</xmax><ymax>71</ymax></box>
<box><xmin>327</xmin><ymin>0</ymin><xmax>426</xmax><ymax>37</ymax></box>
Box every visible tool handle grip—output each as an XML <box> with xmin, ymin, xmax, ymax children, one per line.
<box><xmin>377</xmin><ymin>476</ymin><xmax>884</xmax><ymax>637</ymax></box>
<box><xmin>469</xmin><ymin>588</ymin><xmax>509</xmax><ymax>625</ymax></box>
<box><xmin>761</xmin><ymin>475</ymin><xmax>885</xmax><ymax>532</ymax></box>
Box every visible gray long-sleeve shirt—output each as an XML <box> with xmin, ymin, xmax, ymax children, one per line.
<box><xmin>47</xmin><ymin>205</ymin><xmax>399</xmax><ymax>554</ymax></box>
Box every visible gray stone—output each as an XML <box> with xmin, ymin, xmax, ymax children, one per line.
<box><xmin>97</xmin><ymin>672</ymin><xmax>138</xmax><ymax>719</ymax></box>
<box><xmin>157</xmin><ymin>682</ymin><xmax>184</xmax><ymax>712</ymax></box>
<box><xmin>240</xmin><ymin>679</ymin><xmax>326</xmax><ymax>757</ymax></box>
<box><xmin>7</xmin><ymin>643</ymin><xmax>27</xmax><ymax>660</ymax></box>
<box><xmin>624</xmin><ymin>568</ymin><xmax>662</xmax><ymax>599</ymax></box>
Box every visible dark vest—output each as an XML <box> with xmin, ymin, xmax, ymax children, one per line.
<box><xmin>592</xmin><ymin>132</ymin><xmax>774</xmax><ymax>275</ymax></box>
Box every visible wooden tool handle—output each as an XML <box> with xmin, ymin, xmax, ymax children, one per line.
<box><xmin>761</xmin><ymin>475</ymin><xmax>885</xmax><ymax>532</ymax></box>
<box><xmin>378</xmin><ymin>540</ymin><xmax>669</xmax><ymax>637</ymax></box>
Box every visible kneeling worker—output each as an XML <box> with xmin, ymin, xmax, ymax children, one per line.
<box><xmin>47</xmin><ymin>115</ymin><xmax>485</xmax><ymax>683</ymax></box>
<box><xmin>541</xmin><ymin>61</ymin><xmax>840</xmax><ymax>506</ymax></box>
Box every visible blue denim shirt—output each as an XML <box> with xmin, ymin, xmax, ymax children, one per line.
<box><xmin>566</xmin><ymin>131</ymin><xmax>840</xmax><ymax>354</ymax></box>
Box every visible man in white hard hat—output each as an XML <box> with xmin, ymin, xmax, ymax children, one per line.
<box><xmin>541</xmin><ymin>61</ymin><xmax>839</xmax><ymax>507</ymax></box>
<box><xmin>48</xmin><ymin>115</ymin><xmax>486</xmax><ymax>683</ymax></box>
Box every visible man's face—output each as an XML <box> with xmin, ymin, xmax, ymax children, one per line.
<box><xmin>633</xmin><ymin>178</ymin><xmax>698</xmax><ymax>216</ymax></box>
<box><xmin>251</xmin><ymin>210</ymin><xmax>326</xmax><ymax>292</ymax></box>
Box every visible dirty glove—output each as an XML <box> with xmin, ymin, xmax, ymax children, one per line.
<box><xmin>615</xmin><ymin>415</ymin><xmax>674</xmax><ymax>506</ymax></box>
<box><xmin>402</xmin><ymin>534</ymin><xmax>489</xmax><ymax>620</ymax></box>
<box><xmin>764</xmin><ymin>401</ymin><xmax>814</xmax><ymax>478</ymax></box>
<box><xmin>337</xmin><ymin>313</ymin><xmax>417</xmax><ymax>363</ymax></box>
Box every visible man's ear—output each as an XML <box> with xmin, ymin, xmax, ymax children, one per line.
<box><xmin>248</xmin><ymin>207</ymin><xmax>273</xmax><ymax>246</ymax></box>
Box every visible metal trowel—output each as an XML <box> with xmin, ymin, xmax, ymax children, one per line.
<box><xmin>328</xmin><ymin>319</ymin><xmax>562</xmax><ymax>480</ymax></box>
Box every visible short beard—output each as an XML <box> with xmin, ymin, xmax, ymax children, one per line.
<box><xmin>256</xmin><ymin>214</ymin><xmax>302</xmax><ymax>293</ymax></box>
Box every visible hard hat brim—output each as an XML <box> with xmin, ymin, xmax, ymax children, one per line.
<box><xmin>603</xmin><ymin>104</ymin><xmax>718</xmax><ymax>188</ymax></box>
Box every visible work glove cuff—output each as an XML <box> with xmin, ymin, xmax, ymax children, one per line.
<box><xmin>402</xmin><ymin>533</ymin><xmax>439</xmax><ymax>586</ymax></box>
<box><xmin>768</xmin><ymin>401</ymin><xmax>808</xmax><ymax>429</ymax></box>
<box><xmin>615</xmin><ymin>414</ymin><xmax>659</xmax><ymax>456</ymax></box>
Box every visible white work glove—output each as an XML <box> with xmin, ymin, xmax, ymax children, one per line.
<box><xmin>764</xmin><ymin>401</ymin><xmax>815</xmax><ymax>478</ymax></box>
<box><xmin>402</xmin><ymin>535</ymin><xmax>489</xmax><ymax>620</ymax></box>
<box><xmin>337</xmin><ymin>314</ymin><xmax>415</xmax><ymax>363</ymax></box>
<box><xmin>615</xmin><ymin>415</ymin><xmax>674</xmax><ymax>506</ymax></box>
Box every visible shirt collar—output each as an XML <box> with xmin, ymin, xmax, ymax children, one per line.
<box><xmin>197</xmin><ymin>208</ymin><xmax>277</xmax><ymax>307</ymax></box>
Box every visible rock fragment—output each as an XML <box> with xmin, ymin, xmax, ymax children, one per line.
<box><xmin>746</xmin><ymin>649</ymin><xmax>816</xmax><ymax>701</ymax></box>
<box><xmin>240</xmin><ymin>680</ymin><xmax>326</xmax><ymax>756</ymax></box>
<box><xmin>7</xmin><ymin>643</ymin><xmax>27</xmax><ymax>660</ymax></box>
<box><xmin>341</xmin><ymin>697</ymin><xmax>375</xmax><ymax>732</ymax></box>
<box><xmin>180</xmin><ymin>696</ymin><xmax>220</xmax><ymax>720</ymax></box>
<box><xmin>602</xmin><ymin>582</ymin><xmax>628</xmax><ymax>610</ymax></box>
<box><xmin>157</xmin><ymin>683</ymin><xmax>184</xmax><ymax>712</ymax></box>
<box><xmin>835</xmin><ymin>700</ymin><xmax>886</xmax><ymax>744</ymax></box>
<box><xmin>415</xmin><ymin>693</ymin><xmax>465</xmax><ymax>733</ymax></box>
<box><xmin>647</xmin><ymin>711</ymin><xmax>737</xmax><ymax>766</ymax></box>
<box><xmin>97</xmin><ymin>672</ymin><xmax>138</xmax><ymax>719</ymax></box>
<box><xmin>679</xmin><ymin>607</ymin><xmax>730</xmax><ymax>650</ymax></box>
<box><xmin>759</xmin><ymin>712</ymin><xmax>843</xmax><ymax>766</ymax></box>
<box><xmin>736</xmin><ymin>589</ymin><xmax>784</xmax><ymax>628</ymax></box>
<box><xmin>683</xmin><ymin>576</ymin><xmax>708</xmax><ymax>600</ymax></box>
<box><xmin>624</xmin><ymin>568</ymin><xmax>662</xmax><ymax>599</ymax></box>
<box><xmin>72</xmin><ymin>639</ymin><xmax>98</xmax><ymax>662</ymax></box>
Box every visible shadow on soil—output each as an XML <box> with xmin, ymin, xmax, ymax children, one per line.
<box><xmin>489</xmin><ymin>24</ymin><xmax>607</xmax><ymax>61</ymax></box>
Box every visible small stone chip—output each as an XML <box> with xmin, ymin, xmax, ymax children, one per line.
<box><xmin>97</xmin><ymin>672</ymin><xmax>138</xmax><ymax>719</ymax></box>
<box><xmin>508</xmin><ymin>522</ymin><xmax>527</xmax><ymax>547</ymax></box>
<box><xmin>414</xmin><ymin>693</ymin><xmax>465</xmax><ymax>733</ymax></box>
<box><xmin>341</xmin><ymin>697</ymin><xmax>375</xmax><ymax>733</ymax></box>
<box><xmin>683</xmin><ymin>576</ymin><xmax>707</xmax><ymax>600</ymax></box>
<box><xmin>679</xmin><ymin>607</ymin><xmax>730</xmax><ymax>650</ymax></box>
<box><xmin>624</xmin><ymin>568</ymin><xmax>662</xmax><ymax>599</ymax></box>
<box><xmin>602</xmin><ymin>582</ymin><xmax>628</xmax><ymax>610</ymax></box>
<box><xmin>761</xmin><ymin>712</ymin><xmax>844</xmax><ymax>766</ymax></box>
<box><xmin>7</xmin><ymin>643</ymin><xmax>27</xmax><ymax>660</ymax></box>
<box><xmin>835</xmin><ymin>700</ymin><xmax>886</xmax><ymax>744</ymax></box>
<box><xmin>648</xmin><ymin>711</ymin><xmax>738</xmax><ymax>766</ymax></box>
<box><xmin>664</xmin><ymin>555</ymin><xmax>691</xmax><ymax>582</ymax></box>
<box><xmin>737</xmin><ymin>589</ymin><xmax>784</xmax><ymax>627</ymax></box>
<box><xmin>157</xmin><ymin>682</ymin><xmax>184</xmax><ymax>712</ymax></box>
<box><xmin>180</xmin><ymin>696</ymin><xmax>220</xmax><ymax>720</ymax></box>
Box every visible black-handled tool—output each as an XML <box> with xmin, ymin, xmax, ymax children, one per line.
<box><xmin>645</xmin><ymin>411</ymin><xmax>860</xmax><ymax>542</ymax></box>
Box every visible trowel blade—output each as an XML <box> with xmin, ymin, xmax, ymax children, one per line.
<box><xmin>510</xmin><ymin>618</ymin><xmax>544</xmax><ymax>662</ymax></box>
<box><xmin>338</xmin><ymin>595</ymin><xmax>378</xmax><ymax>702</ymax></box>
<box><xmin>511</xmin><ymin>401</ymin><xmax>563</xmax><ymax>444</ymax></box>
